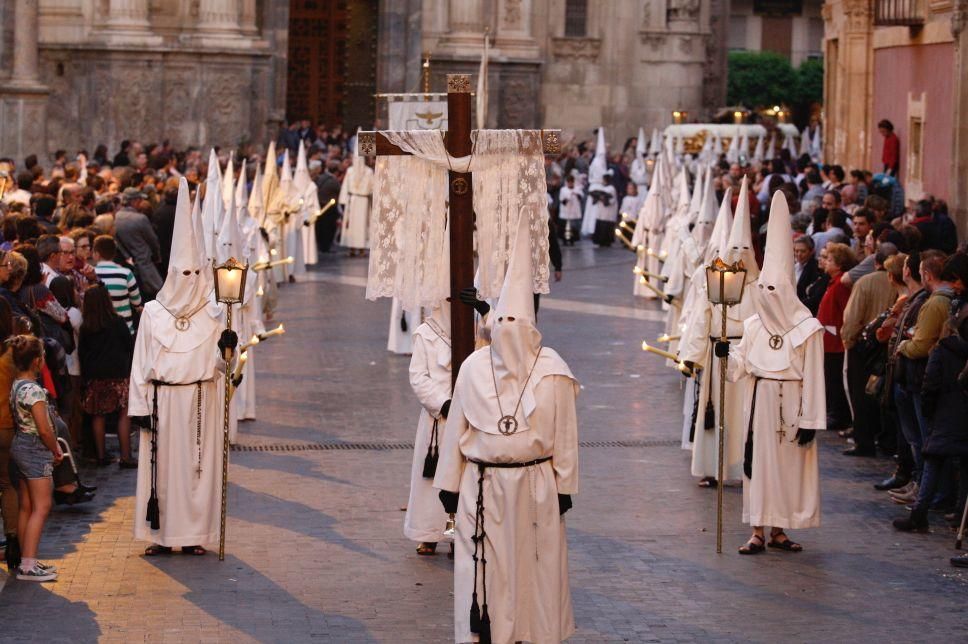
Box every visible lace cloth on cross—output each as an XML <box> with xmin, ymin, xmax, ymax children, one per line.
<box><xmin>366</xmin><ymin>129</ymin><xmax>550</xmax><ymax>313</ymax></box>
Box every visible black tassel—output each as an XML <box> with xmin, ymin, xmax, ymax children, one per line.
<box><xmin>479</xmin><ymin>605</ymin><xmax>491</xmax><ymax>644</ymax></box>
<box><xmin>704</xmin><ymin>399</ymin><xmax>716</xmax><ymax>430</ymax></box>
<box><xmin>400</xmin><ymin>312</ymin><xmax>408</xmax><ymax>333</ymax></box>
<box><xmin>743</xmin><ymin>428</ymin><xmax>754</xmax><ymax>479</ymax></box>
<box><xmin>469</xmin><ymin>594</ymin><xmax>481</xmax><ymax>633</ymax></box>
<box><xmin>147</xmin><ymin>495</ymin><xmax>160</xmax><ymax>530</ymax></box>
<box><xmin>422</xmin><ymin>449</ymin><xmax>438</xmax><ymax>479</ymax></box>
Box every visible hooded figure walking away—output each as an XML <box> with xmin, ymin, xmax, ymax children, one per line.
<box><xmin>434</xmin><ymin>211</ymin><xmax>580</xmax><ymax>644</ymax></box>
<box><xmin>129</xmin><ymin>178</ymin><xmax>233</xmax><ymax>557</ymax></box>
<box><xmin>404</xmin><ymin>299</ymin><xmax>454</xmax><ymax>555</ymax></box>
<box><xmin>725</xmin><ymin>191</ymin><xmax>826</xmax><ymax>555</ymax></box>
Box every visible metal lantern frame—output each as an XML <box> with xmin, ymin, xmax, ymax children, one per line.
<box><xmin>213</xmin><ymin>257</ymin><xmax>248</xmax><ymax>305</ymax></box>
<box><xmin>704</xmin><ymin>257</ymin><xmax>747</xmax><ymax>554</ymax></box>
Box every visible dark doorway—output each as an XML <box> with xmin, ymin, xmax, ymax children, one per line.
<box><xmin>286</xmin><ymin>0</ymin><xmax>377</xmax><ymax>129</ymax></box>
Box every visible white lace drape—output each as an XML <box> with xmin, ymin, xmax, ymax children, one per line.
<box><xmin>366</xmin><ymin>129</ymin><xmax>549</xmax><ymax>313</ymax></box>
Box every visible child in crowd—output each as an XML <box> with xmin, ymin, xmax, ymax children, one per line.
<box><xmin>9</xmin><ymin>334</ymin><xmax>62</xmax><ymax>582</ymax></box>
<box><xmin>78</xmin><ymin>285</ymin><xmax>135</xmax><ymax>468</ymax></box>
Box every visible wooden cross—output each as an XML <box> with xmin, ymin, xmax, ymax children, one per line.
<box><xmin>359</xmin><ymin>74</ymin><xmax>560</xmax><ymax>388</ymax></box>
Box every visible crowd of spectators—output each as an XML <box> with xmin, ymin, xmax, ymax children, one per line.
<box><xmin>0</xmin><ymin>131</ymin><xmax>358</xmax><ymax>577</ymax></box>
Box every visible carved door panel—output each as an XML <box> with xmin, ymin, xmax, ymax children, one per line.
<box><xmin>286</xmin><ymin>0</ymin><xmax>377</xmax><ymax>128</ymax></box>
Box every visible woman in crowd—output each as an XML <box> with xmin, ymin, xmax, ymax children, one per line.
<box><xmin>0</xmin><ymin>251</ymin><xmax>30</xmax><ymax>319</ymax></box>
<box><xmin>78</xmin><ymin>285</ymin><xmax>135</xmax><ymax>468</ymax></box>
<box><xmin>818</xmin><ymin>242</ymin><xmax>858</xmax><ymax>431</ymax></box>
<box><xmin>9</xmin><ymin>334</ymin><xmax>61</xmax><ymax>582</ymax></box>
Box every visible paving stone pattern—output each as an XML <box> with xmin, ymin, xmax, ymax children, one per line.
<box><xmin>1</xmin><ymin>245</ymin><xmax>965</xmax><ymax>642</ymax></box>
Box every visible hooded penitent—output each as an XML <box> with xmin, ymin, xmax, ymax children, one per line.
<box><xmin>724</xmin><ymin>176</ymin><xmax>760</xmax><ymax>283</ymax></box>
<box><xmin>294</xmin><ymin>140</ymin><xmax>319</xmax><ymax>268</ymax></box>
<box><xmin>588</xmin><ymin>127</ymin><xmax>607</xmax><ymax>186</ymax></box>
<box><xmin>630</xmin><ymin>126</ymin><xmax>648</xmax><ymax>187</ymax></box>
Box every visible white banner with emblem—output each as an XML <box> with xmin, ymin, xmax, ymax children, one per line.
<box><xmin>387</xmin><ymin>100</ymin><xmax>448</xmax><ymax>131</ymax></box>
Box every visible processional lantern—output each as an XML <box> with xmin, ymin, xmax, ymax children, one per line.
<box><xmin>704</xmin><ymin>257</ymin><xmax>747</xmax><ymax>555</ymax></box>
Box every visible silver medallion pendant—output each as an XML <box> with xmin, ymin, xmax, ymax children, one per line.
<box><xmin>175</xmin><ymin>317</ymin><xmax>191</xmax><ymax>332</ymax></box>
<box><xmin>769</xmin><ymin>334</ymin><xmax>783</xmax><ymax>350</ymax></box>
<box><xmin>498</xmin><ymin>415</ymin><xmax>519</xmax><ymax>435</ymax></box>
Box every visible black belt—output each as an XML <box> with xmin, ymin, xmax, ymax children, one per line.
<box><xmin>468</xmin><ymin>455</ymin><xmax>551</xmax><ymax>469</ymax></box>
<box><xmin>144</xmin><ymin>379</ymin><xmax>210</xmax><ymax>530</ymax></box>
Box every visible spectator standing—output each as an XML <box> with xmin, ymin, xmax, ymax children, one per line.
<box><xmin>92</xmin><ymin>235</ymin><xmax>142</xmax><ymax>333</ymax></box>
<box><xmin>879</xmin><ymin>119</ymin><xmax>900</xmax><ymax>177</ymax></box>
<box><xmin>314</xmin><ymin>161</ymin><xmax>342</xmax><ymax>253</ymax></box>
<box><xmin>151</xmin><ymin>179</ymin><xmax>178</xmax><ymax>275</ymax></box>
<box><xmin>49</xmin><ymin>277</ymin><xmax>82</xmax><ymax>449</ymax></box>
<box><xmin>9</xmin><ymin>335</ymin><xmax>62</xmax><ymax>582</ymax></box>
<box><xmin>0</xmin><ymin>298</ymin><xmax>19</xmax><ymax>570</ymax></box>
<box><xmin>37</xmin><ymin>235</ymin><xmax>63</xmax><ymax>287</ymax></box>
<box><xmin>794</xmin><ymin>235</ymin><xmax>821</xmax><ymax>305</ymax></box>
<box><xmin>817</xmin><ymin>242</ymin><xmax>858</xmax><ymax>431</ymax></box>
<box><xmin>113</xmin><ymin>188</ymin><xmax>162</xmax><ymax>300</ymax></box>
<box><xmin>841</xmin><ymin>245</ymin><xmax>898</xmax><ymax>455</ymax></box>
<box><xmin>30</xmin><ymin>196</ymin><xmax>60</xmax><ymax>235</ymax></box>
<box><xmin>78</xmin><ymin>286</ymin><xmax>136</xmax><ymax>468</ymax></box>
<box><xmin>3</xmin><ymin>172</ymin><xmax>33</xmax><ymax>207</ymax></box>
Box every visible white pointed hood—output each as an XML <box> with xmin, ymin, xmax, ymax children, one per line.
<box><xmin>692</xmin><ymin>170</ymin><xmax>717</xmax><ymax>247</ymax></box>
<box><xmin>201</xmin><ymin>149</ymin><xmax>224</xmax><ymax>262</ymax></box>
<box><xmin>799</xmin><ymin>126</ymin><xmax>811</xmax><ymax>157</ymax></box>
<box><xmin>293</xmin><ymin>140</ymin><xmax>312</xmax><ymax>193</ymax></box>
<box><xmin>588</xmin><ymin>127</ymin><xmax>607</xmax><ymax>185</ymax></box>
<box><xmin>261</xmin><ymin>142</ymin><xmax>278</xmax><ymax>217</ymax></box>
<box><xmin>704</xmin><ymin>187</ymin><xmax>733</xmax><ymax>264</ymax></box>
<box><xmin>221</xmin><ymin>153</ymin><xmax>235</xmax><ymax>214</ymax></box>
<box><xmin>752</xmin><ymin>191</ymin><xmax>813</xmax><ymax>339</ymax></box>
<box><xmin>279</xmin><ymin>149</ymin><xmax>292</xmax><ymax>186</ymax></box>
<box><xmin>248</xmin><ymin>162</ymin><xmax>265</xmax><ymax>227</ymax></box>
<box><xmin>458</xmin><ymin>211</ymin><xmax>576</xmax><ymax>435</ymax></box>
<box><xmin>156</xmin><ymin>178</ymin><xmax>212</xmax><ymax>319</ymax></box>
<box><xmin>739</xmin><ymin>132</ymin><xmax>749</xmax><ymax>160</ymax></box>
<box><xmin>234</xmin><ymin>160</ymin><xmax>254</xmax><ymax>260</ymax></box>
<box><xmin>216</xmin><ymin>171</ymin><xmax>241</xmax><ymax>265</ymax></box>
<box><xmin>635</xmin><ymin>127</ymin><xmax>646</xmax><ymax>158</ymax></box>
<box><xmin>811</xmin><ymin>126</ymin><xmax>822</xmax><ymax>159</ymax></box>
<box><xmin>713</xmin><ymin>134</ymin><xmax>724</xmax><ymax>157</ymax></box>
<box><xmin>649</xmin><ymin>128</ymin><xmax>661</xmax><ymax>156</ymax></box>
<box><xmin>688</xmin><ymin>165</ymin><xmax>705</xmax><ymax>225</ymax></box>
<box><xmin>752</xmin><ymin>135</ymin><xmax>764</xmax><ymax>162</ymax></box>
<box><xmin>724</xmin><ymin>176</ymin><xmax>759</xmax><ymax>282</ymax></box>
<box><xmin>726</xmin><ymin>131</ymin><xmax>739</xmax><ymax>163</ymax></box>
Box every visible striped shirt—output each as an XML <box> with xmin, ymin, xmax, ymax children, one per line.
<box><xmin>95</xmin><ymin>260</ymin><xmax>142</xmax><ymax>333</ymax></box>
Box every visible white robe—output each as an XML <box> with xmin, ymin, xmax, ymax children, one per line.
<box><xmin>727</xmin><ymin>316</ymin><xmax>826</xmax><ymax>529</ymax></box>
<box><xmin>403</xmin><ymin>326</ymin><xmax>451</xmax><ymax>543</ymax></box>
<box><xmin>338</xmin><ymin>163</ymin><xmax>373</xmax><ymax>249</ymax></box>
<box><xmin>679</xmin><ymin>296</ymin><xmax>756</xmax><ymax>480</ymax></box>
<box><xmin>435</xmin><ymin>349</ymin><xmax>579</xmax><ymax>644</ymax></box>
<box><xmin>129</xmin><ymin>303</ymin><xmax>225</xmax><ymax>547</ymax></box>
<box><xmin>558</xmin><ymin>185</ymin><xmax>583</xmax><ymax>221</ymax></box>
<box><xmin>387</xmin><ymin>298</ymin><xmax>416</xmax><ymax>354</ymax></box>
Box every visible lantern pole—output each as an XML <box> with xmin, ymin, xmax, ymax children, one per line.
<box><xmin>716</xmin><ymin>277</ymin><xmax>728</xmax><ymax>555</ymax></box>
<box><xmin>219</xmin><ymin>303</ymin><xmax>232</xmax><ymax>561</ymax></box>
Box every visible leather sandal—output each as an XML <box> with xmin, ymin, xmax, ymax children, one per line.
<box><xmin>738</xmin><ymin>534</ymin><xmax>766</xmax><ymax>555</ymax></box>
<box><xmin>144</xmin><ymin>545</ymin><xmax>173</xmax><ymax>556</ymax></box>
<box><xmin>768</xmin><ymin>531</ymin><xmax>803</xmax><ymax>552</ymax></box>
<box><xmin>416</xmin><ymin>542</ymin><xmax>437</xmax><ymax>556</ymax></box>
<box><xmin>181</xmin><ymin>546</ymin><xmax>207</xmax><ymax>556</ymax></box>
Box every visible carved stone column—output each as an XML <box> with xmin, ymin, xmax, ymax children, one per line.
<box><xmin>240</xmin><ymin>0</ymin><xmax>258</xmax><ymax>35</ymax></box>
<box><xmin>0</xmin><ymin>0</ymin><xmax>49</xmax><ymax>160</ymax></box>
<box><xmin>105</xmin><ymin>0</ymin><xmax>150</xmax><ymax>30</ymax></box>
<box><xmin>950</xmin><ymin>0</ymin><xmax>968</xmax><ymax>232</ymax></box>
<box><xmin>197</xmin><ymin>0</ymin><xmax>242</xmax><ymax>35</ymax></box>
<box><xmin>438</xmin><ymin>0</ymin><xmax>485</xmax><ymax>49</ymax></box>
<box><xmin>11</xmin><ymin>0</ymin><xmax>41</xmax><ymax>85</ymax></box>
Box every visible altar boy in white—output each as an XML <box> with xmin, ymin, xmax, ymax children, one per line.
<box><xmin>129</xmin><ymin>178</ymin><xmax>232</xmax><ymax>556</ymax></box>
<box><xmin>434</xmin><ymin>211</ymin><xmax>579</xmax><ymax>644</ymax></box>
<box><xmin>725</xmin><ymin>191</ymin><xmax>826</xmax><ymax>555</ymax></box>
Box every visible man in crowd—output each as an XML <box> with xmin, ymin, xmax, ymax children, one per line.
<box><xmin>113</xmin><ymin>188</ymin><xmax>162</xmax><ymax>300</ymax></box>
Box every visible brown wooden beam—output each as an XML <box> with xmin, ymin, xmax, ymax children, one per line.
<box><xmin>357</xmin><ymin>128</ymin><xmax>562</xmax><ymax>157</ymax></box>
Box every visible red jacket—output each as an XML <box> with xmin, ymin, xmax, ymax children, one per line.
<box><xmin>817</xmin><ymin>272</ymin><xmax>850</xmax><ymax>353</ymax></box>
<box><xmin>882</xmin><ymin>132</ymin><xmax>900</xmax><ymax>173</ymax></box>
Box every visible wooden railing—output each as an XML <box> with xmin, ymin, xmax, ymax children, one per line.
<box><xmin>874</xmin><ymin>0</ymin><xmax>924</xmax><ymax>26</ymax></box>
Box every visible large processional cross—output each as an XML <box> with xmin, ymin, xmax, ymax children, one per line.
<box><xmin>359</xmin><ymin>74</ymin><xmax>560</xmax><ymax>386</ymax></box>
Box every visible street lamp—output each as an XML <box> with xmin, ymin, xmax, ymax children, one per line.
<box><xmin>704</xmin><ymin>257</ymin><xmax>747</xmax><ymax>554</ymax></box>
<box><xmin>213</xmin><ymin>256</ymin><xmax>248</xmax><ymax>561</ymax></box>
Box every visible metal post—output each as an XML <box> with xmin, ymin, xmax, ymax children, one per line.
<box><xmin>218</xmin><ymin>305</ymin><xmax>233</xmax><ymax>561</ymax></box>
<box><xmin>717</xmin><ymin>301</ymin><xmax>728</xmax><ymax>554</ymax></box>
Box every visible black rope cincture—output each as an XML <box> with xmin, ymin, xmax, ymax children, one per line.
<box><xmin>422</xmin><ymin>417</ymin><xmax>439</xmax><ymax>479</ymax></box>
<box><xmin>146</xmin><ymin>384</ymin><xmax>160</xmax><ymax>530</ymax></box>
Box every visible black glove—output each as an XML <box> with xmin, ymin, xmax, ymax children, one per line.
<box><xmin>796</xmin><ymin>429</ymin><xmax>816</xmax><ymax>446</ymax></box>
<box><xmin>664</xmin><ymin>293</ymin><xmax>675</xmax><ymax>305</ymax></box>
<box><xmin>558</xmin><ymin>494</ymin><xmax>573</xmax><ymax>516</ymax></box>
<box><xmin>218</xmin><ymin>330</ymin><xmax>239</xmax><ymax>359</ymax></box>
<box><xmin>714</xmin><ymin>340</ymin><xmax>731</xmax><ymax>359</ymax></box>
<box><xmin>440</xmin><ymin>399</ymin><xmax>451</xmax><ymax>419</ymax></box>
<box><xmin>232</xmin><ymin>373</ymin><xmax>244</xmax><ymax>388</ymax></box>
<box><xmin>439</xmin><ymin>490</ymin><xmax>459</xmax><ymax>514</ymax></box>
<box><xmin>459</xmin><ymin>287</ymin><xmax>490</xmax><ymax>317</ymax></box>
<box><xmin>130</xmin><ymin>415</ymin><xmax>151</xmax><ymax>430</ymax></box>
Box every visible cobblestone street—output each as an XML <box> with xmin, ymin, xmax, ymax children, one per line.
<box><xmin>2</xmin><ymin>245</ymin><xmax>966</xmax><ymax>643</ymax></box>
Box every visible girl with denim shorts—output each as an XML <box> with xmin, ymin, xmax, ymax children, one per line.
<box><xmin>9</xmin><ymin>335</ymin><xmax>63</xmax><ymax>582</ymax></box>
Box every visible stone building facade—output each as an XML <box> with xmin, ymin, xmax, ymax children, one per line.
<box><xmin>822</xmin><ymin>0</ymin><xmax>968</xmax><ymax>229</ymax></box>
<box><xmin>1</xmin><ymin>0</ymin><xmax>730</xmax><ymax>160</ymax></box>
